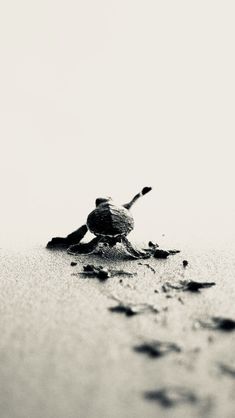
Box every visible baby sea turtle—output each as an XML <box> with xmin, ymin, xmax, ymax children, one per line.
<box><xmin>47</xmin><ymin>187</ymin><xmax>152</xmax><ymax>259</ymax></box>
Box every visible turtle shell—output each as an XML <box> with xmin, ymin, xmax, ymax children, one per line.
<box><xmin>87</xmin><ymin>203</ymin><xmax>134</xmax><ymax>236</ymax></box>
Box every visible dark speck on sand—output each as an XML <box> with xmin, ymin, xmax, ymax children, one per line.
<box><xmin>181</xmin><ymin>280</ymin><xmax>216</xmax><ymax>292</ymax></box>
<box><xmin>138</xmin><ymin>262</ymin><xmax>156</xmax><ymax>273</ymax></box>
<box><xmin>134</xmin><ymin>340</ymin><xmax>181</xmax><ymax>358</ymax></box>
<box><xmin>162</xmin><ymin>281</ymin><xmax>216</xmax><ymax>293</ymax></box>
<box><xmin>144</xmin><ymin>386</ymin><xmax>198</xmax><ymax>407</ymax></box>
<box><xmin>73</xmin><ymin>264</ymin><xmax>136</xmax><ymax>280</ymax></box>
<box><xmin>109</xmin><ymin>303</ymin><xmax>159</xmax><ymax>317</ymax></box>
<box><xmin>200</xmin><ymin>317</ymin><xmax>235</xmax><ymax>332</ymax></box>
<box><xmin>219</xmin><ymin>363</ymin><xmax>235</xmax><ymax>378</ymax></box>
<box><xmin>154</xmin><ymin>249</ymin><xmax>170</xmax><ymax>259</ymax></box>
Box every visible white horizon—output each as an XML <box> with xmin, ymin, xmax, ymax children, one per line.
<box><xmin>1</xmin><ymin>1</ymin><xmax>234</xmax><ymax>249</ymax></box>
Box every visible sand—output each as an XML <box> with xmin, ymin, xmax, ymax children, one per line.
<box><xmin>0</xmin><ymin>244</ymin><xmax>235</xmax><ymax>418</ymax></box>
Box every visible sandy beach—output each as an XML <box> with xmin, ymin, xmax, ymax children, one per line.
<box><xmin>1</xmin><ymin>244</ymin><xmax>235</xmax><ymax>418</ymax></box>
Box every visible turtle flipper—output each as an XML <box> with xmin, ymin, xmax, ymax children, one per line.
<box><xmin>66</xmin><ymin>225</ymin><xmax>88</xmax><ymax>244</ymax></box>
<box><xmin>67</xmin><ymin>237</ymin><xmax>101</xmax><ymax>255</ymax></box>
<box><xmin>46</xmin><ymin>237</ymin><xmax>68</xmax><ymax>248</ymax></box>
<box><xmin>121</xmin><ymin>237</ymin><xmax>150</xmax><ymax>259</ymax></box>
<box><xmin>123</xmin><ymin>187</ymin><xmax>152</xmax><ymax>210</ymax></box>
<box><xmin>47</xmin><ymin>224</ymin><xmax>88</xmax><ymax>249</ymax></box>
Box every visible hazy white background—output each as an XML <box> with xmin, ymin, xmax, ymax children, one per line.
<box><xmin>0</xmin><ymin>1</ymin><xmax>234</xmax><ymax>248</ymax></box>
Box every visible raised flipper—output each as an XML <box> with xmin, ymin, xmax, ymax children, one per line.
<box><xmin>123</xmin><ymin>187</ymin><xmax>152</xmax><ymax>210</ymax></box>
<box><xmin>121</xmin><ymin>237</ymin><xmax>150</xmax><ymax>259</ymax></box>
<box><xmin>47</xmin><ymin>224</ymin><xmax>88</xmax><ymax>249</ymax></box>
<box><xmin>67</xmin><ymin>236</ymin><xmax>101</xmax><ymax>255</ymax></box>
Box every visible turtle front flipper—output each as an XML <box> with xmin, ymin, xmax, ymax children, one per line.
<box><xmin>123</xmin><ymin>187</ymin><xmax>152</xmax><ymax>210</ymax></box>
<box><xmin>67</xmin><ymin>237</ymin><xmax>101</xmax><ymax>255</ymax></box>
<box><xmin>47</xmin><ymin>224</ymin><xmax>88</xmax><ymax>249</ymax></box>
<box><xmin>121</xmin><ymin>237</ymin><xmax>150</xmax><ymax>259</ymax></box>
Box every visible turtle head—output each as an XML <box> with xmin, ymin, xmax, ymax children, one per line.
<box><xmin>95</xmin><ymin>197</ymin><xmax>112</xmax><ymax>207</ymax></box>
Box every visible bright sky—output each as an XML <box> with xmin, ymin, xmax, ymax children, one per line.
<box><xmin>0</xmin><ymin>1</ymin><xmax>234</xmax><ymax>248</ymax></box>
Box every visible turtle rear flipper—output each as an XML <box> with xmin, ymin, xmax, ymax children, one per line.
<box><xmin>67</xmin><ymin>237</ymin><xmax>101</xmax><ymax>255</ymax></box>
<box><xmin>121</xmin><ymin>237</ymin><xmax>150</xmax><ymax>259</ymax></box>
